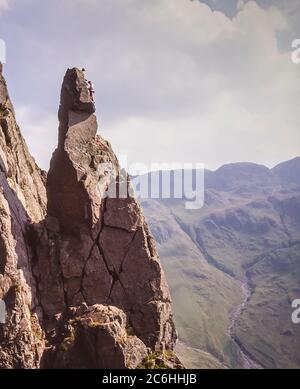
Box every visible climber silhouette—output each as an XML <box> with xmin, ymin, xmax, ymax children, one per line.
<box><xmin>88</xmin><ymin>80</ymin><xmax>95</xmax><ymax>102</ymax></box>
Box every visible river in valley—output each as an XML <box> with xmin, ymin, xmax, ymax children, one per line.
<box><xmin>227</xmin><ymin>279</ymin><xmax>263</xmax><ymax>369</ymax></box>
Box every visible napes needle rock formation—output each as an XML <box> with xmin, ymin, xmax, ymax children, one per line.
<box><xmin>0</xmin><ymin>66</ymin><xmax>180</xmax><ymax>369</ymax></box>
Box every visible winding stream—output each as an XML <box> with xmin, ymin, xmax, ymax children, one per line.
<box><xmin>227</xmin><ymin>279</ymin><xmax>263</xmax><ymax>369</ymax></box>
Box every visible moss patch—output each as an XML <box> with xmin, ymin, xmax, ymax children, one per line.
<box><xmin>137</xmin><ymin>351</ymin><xmax>174</xmax><ymax>369</ymax></box>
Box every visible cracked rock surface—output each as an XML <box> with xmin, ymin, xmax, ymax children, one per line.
<box><xmin>0</xmin><ymin>66</ymin><xmax>179</xmax><ymax>368</ymax></box>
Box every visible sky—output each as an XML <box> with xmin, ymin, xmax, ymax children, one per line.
<box><xmin>0</xmin><ymin>0</ymin><xmax>299</xmax><ymax>172</ymax></box>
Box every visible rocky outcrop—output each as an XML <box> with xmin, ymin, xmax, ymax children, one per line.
<box><xmin>0</xmin><ymin>66</ymin><xmax>178</xmax><ymax>369</ymax></box>
<box><xmin>0</xmin><ymin>65</ymin><xmax>46</xmax><ymax>367</ymax></box>
<box><xmin>51</xmin><ymin>304</ymin><xmax>148</xmax><ymax>369</ymax></box>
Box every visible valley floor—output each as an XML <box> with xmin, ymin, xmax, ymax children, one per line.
<box><xmin>177</xmin><ymin>278</ymin><xmax>264</xmax><ymax>369</ymax></box>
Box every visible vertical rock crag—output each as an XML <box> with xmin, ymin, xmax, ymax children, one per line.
<box><xmin>0</xmin><ymin>66</ymin><xmax>180</xmax><ymax>369</ymax></box>
<box><xmin>0</xmin><ymin>65</ymin><xmax>47</xmax><ymax>367</ymax></box>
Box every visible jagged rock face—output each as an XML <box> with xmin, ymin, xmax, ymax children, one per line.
<box><xmin>44</xmin><ymin>68</ymin><xmax>176</xmax><ymax>354</ymax></box>
<box><xmin>0</xmin><ymin>66</ymin><xmax>178</xmax><ymax>368</ymax></box>
<box><xmin>0</xmin><ymin>68</ymin><xmax>46</xmax><ymax>367</ymax></box>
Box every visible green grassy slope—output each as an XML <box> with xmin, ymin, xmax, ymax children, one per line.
<box><xmin>234</xmin><ymin>243</ymin><xmax>300</xmax><ymax>368</ymax></box>
<box><xmin>142</xmin><ymin>199</ymin><xmax>243</xmax><ymax>368</ymax></box>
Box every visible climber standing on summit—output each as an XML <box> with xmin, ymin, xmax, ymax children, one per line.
<box><xmin>81</xmin><ymin>68</ymin><xmax>95</xmax><ymax>103</ymax></box>
<box><xmin>88</xmin><ymin>80</ymin><xmax>95</xmax><ymax>102</ymax></box>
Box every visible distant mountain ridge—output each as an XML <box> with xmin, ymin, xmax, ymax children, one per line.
<box><xmin>141</xmin><ymin>156</ymin><xmax>300</xmax><ymax>369</ymax></box>
<box><xmin>205</xmin><ymin>157</ymin><xmax>300</xmax><ymax>190</ymax></box>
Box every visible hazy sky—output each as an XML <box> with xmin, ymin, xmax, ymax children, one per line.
<box><xmin>0</xmin><ymin>0</ymin><xmax>299</xmax><ymax>171</ymax></box>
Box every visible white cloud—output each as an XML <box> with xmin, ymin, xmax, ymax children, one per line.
<box><xmin>4</xmin><ymin>0</ymin><xmax>300</xmax><ymax>170</ymax></box>
<box><xmin>0</xmin><ymin>0</ymin><xmax>11</xmax><ymax>15</ymax></box>
<box><xmin>98</xmin><ymin>0</ymin><xmax>299</xmax><ymax>170</ymax></box>
<box><xmin>15</xmin><ymin>105</ymin><xmax>57</xmax><ymax>170</ymax></box>
<box><xmin>237</xmin><ymin>0</ymin><xmax>245</xmax><ymax>10</ymax></box>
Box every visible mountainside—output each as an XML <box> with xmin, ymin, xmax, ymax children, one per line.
<box><xmin>141</xmin><ymin>159</ymin><xmax>300</xmax><ymax>368</ymax></box>
<box><xmin>0</xmin><ymin>64</ymin><xmax>47</xmax><ymax>368</ymax></box>
<box><xmin>0</xmin><ymin>66</ymin><xmax>181</xmax><ymax>369</ymax></box>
